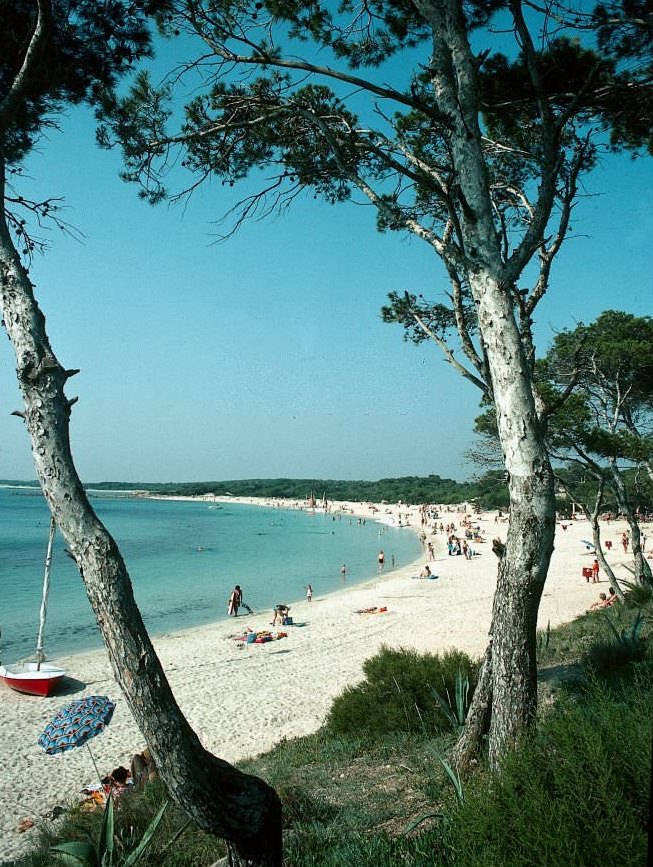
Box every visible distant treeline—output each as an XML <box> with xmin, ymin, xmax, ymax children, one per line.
<box><xmin>1</xmin><ymin>473</ymin><xmax>511</xmax><ymax>509</ymax></box>
<box><xmin>5</xmin><ymin>469</ymin><xmax>652</xmax><ymax>512</ymax></box>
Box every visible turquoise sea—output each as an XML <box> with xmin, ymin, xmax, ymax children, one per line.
<box><xmin>0</xmin><ymin>486</ymin><xmax>421</xmax><ymax>662</ymax></box>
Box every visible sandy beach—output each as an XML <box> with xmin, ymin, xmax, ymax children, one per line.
<box><xmin>0</xmin><ymin>499</ymin><xmax>646</xmax><ymax>864</ymax></box>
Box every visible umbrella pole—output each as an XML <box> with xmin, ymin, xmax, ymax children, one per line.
<box><xmin>86</xmin><ymin>742</ymin><xmax>104</xmax><ymax>789</ymax></box>
<box><xmin>36</xmin><ymin>516</ymin><xmax>56</xmax><ymax>670</ymax></box>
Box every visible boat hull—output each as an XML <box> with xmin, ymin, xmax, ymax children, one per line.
<box><xmin>0</xmin><ymin>663</ymin><xmax>65</xmax><ymax>697</ymax></box>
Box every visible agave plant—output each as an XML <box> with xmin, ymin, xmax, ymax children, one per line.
<box><xmin>51</xmin><ymin>793</ymin><xmax>167</xmax><ymax>866</ymax></box>
<box><xmin>602</xmin><ymin>609</ymin><xmax>645</xmax><ymax>653</ymax></box>
<box><xmin>430</xmin><ymin>667</ymin><xmax>470</xmax><ymax>731</ymax></box>
<box><xmin>401</xmin><ymin>753</ymin><xmax>464</xmax><ymax>835</ymax></box>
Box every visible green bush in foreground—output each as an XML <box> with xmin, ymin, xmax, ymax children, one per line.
<box><xmin>437</xmin><ymin>673</ymin><xmax>651</xmax><ymax>867</ymax></box>
<box><xmin>326</xmin><ymin>646</ymin><xmax>479</xmax><ymax>737</ymax></box>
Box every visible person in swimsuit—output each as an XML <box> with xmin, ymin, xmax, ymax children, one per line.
<box><xmin>272</xmin><ymin>603</ymin><xmax>290</xmax><ymax>625</ymax></box>
<box><xmin>228</xmin><ymin>585</ymin><xmax>242</xmax><ymax>616</ymax></box>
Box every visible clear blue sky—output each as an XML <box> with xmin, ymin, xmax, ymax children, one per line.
<box><xmin>0</xmin><ymin>38</ymin><xmax>651</xmax><ymax>484</ymax></box>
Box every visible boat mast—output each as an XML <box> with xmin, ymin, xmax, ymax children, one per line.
<box><xmin>35</xmin><ymin>516</ymin><xmax>56</xmax><ymax>669</ymax></box>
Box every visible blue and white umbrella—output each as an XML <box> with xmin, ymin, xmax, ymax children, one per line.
<box><xmin>38</xmin><ymin>695</ymin><xmax>115</xmax><ymax>785</ymax></box>
<box><xmin>38</xmin><ymin>695</ymin><xmax>115</xmax><ymax>754</ymax></box>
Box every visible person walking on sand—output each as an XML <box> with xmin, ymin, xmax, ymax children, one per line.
<box><xmin>306</xmin><ymin>583</ymin><xmax>313</xmax><ymax>603</ymax></box>
<box><xmin>591</xmin><ymin>558</ymin><xmax>600</xmax><ymax>583</ymax></box>
<box><xmin>378</xmin><ymin>549</ymin><xmax>385</xmax><ymax>572</ymax></box>
<box><xmin>227</xmin><ymin>584</ymin><xmax>242</xmax><ymax>616</ymax></box>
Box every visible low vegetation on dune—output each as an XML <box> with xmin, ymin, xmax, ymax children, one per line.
<box><xmin>19</xmin><ymin>593</ymin><xmax>652</xmax><ymax>867</ymax></box>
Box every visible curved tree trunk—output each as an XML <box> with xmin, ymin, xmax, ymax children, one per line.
<box><xmin>609</xmin><ymin>458</ymin><xmax>652</xmax><ymax>584</ymax></box>
<box><xmin>0</xmin><ymin>157</ymin><xmax>282</xmax><ymax>867</ymax></box>
<box><xmin>590</xmin><ymin>516</ymin><xmax>624</xmax><ymax>600</ymax></box>
<box><xmin>585</xmin><ymin>479</ymin><xmax>624</xmax><ymax>600</ymax></box>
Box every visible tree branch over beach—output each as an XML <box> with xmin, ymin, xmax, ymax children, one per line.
<box><xmin>0</xmin><ymin>3</ymin><xmax>282</xmax><ymax>864</ymax></box>
<box><xmin>98</xmin><ymin>0</ymin><xmax>651</xmax><ymax>768</ymax></box>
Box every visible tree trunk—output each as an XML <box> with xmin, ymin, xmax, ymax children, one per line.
<box><xmin>485</xmin><ymin>468</ymin><xmax>555</xmax><ymax>766</ymax></box>
<box><xmin>452</xmin><ymin>644</ymin><xmax>492</xmax><ymax>768</ymax></box>
<box><xmin>608</xmin><ymin>458</ymin><xmax>652</xmax><ymax>584</ymax></box>
<box><xmin>0</xmin><ymin>159</ymin><xmax>282</xmax><ymax>867</ymax></box>
<box><xmin>415</xmin><ymin>0</ymin><xmax>558</xmax><ymax>768</ymax></box>
<box><xmin>453</xmin><ymin>272</ymin><xmax>556</xmax><ymax>768</ymax></box>
<box><xmin>585</xmin><ymin>480</ymin><xmax>624</xmax><ymax>600</ymax></box>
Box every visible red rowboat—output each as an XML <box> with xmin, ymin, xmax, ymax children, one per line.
<box><xmin>0</xmin><ymin>662</ymin><xmax>65</xmax><ymax>697</ymax></box>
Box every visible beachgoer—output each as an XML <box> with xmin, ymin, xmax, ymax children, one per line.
<box><xmin>340</xmin><ymin>563</ymin><xmax>347</xmax><ymax>576</ymax></box>
<box><xmin>606</xmin><ymin>586</ymin><xmax>618</xmax><ymax>605</ymax></box>
<box><xmin>588</xmin><ymin>592</ymin><xmax>608</xmax><ymax>611</ymax></box>
<box><xmin>306</xmin><ymin>583</ymin><xmax>313</xmax><ymax>603</ymax></box>
<box><xmin>378</xmin><ymin>549</ymin><xmax>385</xmax><ymax>572</ymax></box>
<box><xmin>228</xmin><ymin>584</ymin><xmax>243</xmax><ymax>616</ymax></box>
<box><xmin>591</xmin><ymin>558</ymin><xmax>600</xmax><ymax>583</ymax></box>
<box><xmin>272</xmin><ymin>603</ymin><xmax>290</xmax><ymax>626</ymax></box>
<box><xmin>419</xmin><ymin>564</ymin><xmax>433</xmax><ymax>578</ymax></box>
<box><xmin>622</xmin><ymin>531</ymin><xmax>629</xmax><ymax>554</ymax></box>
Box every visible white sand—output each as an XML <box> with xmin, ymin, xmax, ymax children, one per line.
<box><xmin>0</xmin><ymin>499</ymin><xmax>646</xmax><ymax>863</ymax></box>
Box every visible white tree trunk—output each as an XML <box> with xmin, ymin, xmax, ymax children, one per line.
<box><xmin>0</xmin><ymin>160</ymin><xmax>282</xmax><ymax>866</ymax></box>
<box><xmin>415</xmin><ymin>0</ymin><xmax>557</xmax><ymax>766</ymax></box>
<box><xmin>467</xmin><ymin>272</ymin><xmax>555</xmax><ymax>766</ymax></box>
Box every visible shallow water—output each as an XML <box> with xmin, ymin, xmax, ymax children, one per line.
<box><xmin>0</xmin><ymin>487</ymin><xmax>421</xmax><ymax>660</ymax></box>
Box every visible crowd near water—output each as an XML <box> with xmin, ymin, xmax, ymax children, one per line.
<box><xmin>0</xmin><ymin>486</ymin><xmax>421</xmax><ymax>662</ymax></box>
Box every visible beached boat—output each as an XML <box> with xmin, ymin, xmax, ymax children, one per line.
<box><xmin>0</xmin><ymin>662</ymin><xmax>65</xmax><ymax>697</ymax></box>
<box><xmin>0</xmin><ymin>516</ymin><xmax>66</xmax><ymax>697</ymax></box>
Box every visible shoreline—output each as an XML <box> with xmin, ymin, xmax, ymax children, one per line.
<box><xmin>0</xmin><ymin>500</ymin><xmax>647</xmax><ymax>863</ymax></box>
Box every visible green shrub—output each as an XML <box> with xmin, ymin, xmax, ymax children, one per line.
<box><xmin>624</xmin><ymin>581</ymin><xmax>653</xmax><ymax>607</ymax></box>
<box><xmin>436</xmin><ymin>675</ymin><xmax>651</xmax><ymax>867</ymax></box>
<box><xmin>585</xmin><ymin>610</ymin><xmax>649</xmax><ymax>676</ymax></box>
<box><xmin>585</xmin><ymin>636</ymin><xmax>648</xmax><ymax>674</ymax></box>
<box><xmin>326</xmin><ymin>646</ymin><xmax>478</xmax><ymax>737</ymax></box>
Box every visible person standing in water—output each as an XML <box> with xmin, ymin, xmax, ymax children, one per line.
<box><xmin>378</xmin><ymin>549</ymin><xmax>385</xmax><ymax>572</ymax></box>
<box><xmin>228</xmin><ymin>584</ymin><xmax>242</xmax><ymax>616</ymax></box>
<box><xmin>306</xmin><ymin>583</ymin><xmax>313</xmax><ymax>603</ymax></box>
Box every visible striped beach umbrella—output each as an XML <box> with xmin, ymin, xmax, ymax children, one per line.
<box><xmin>38</xmin><ymin>695</ymin><xmax>115</xmax><ymax>755</ymax></box>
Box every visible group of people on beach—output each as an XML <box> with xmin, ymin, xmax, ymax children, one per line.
<box><xmin>447</xmin><ymin>535</ymin><xmax>475</xmax><ymax>559</ymax></box>
<box><xmin>227</xmin><ymin>583</ymin><xmax>313</xmax><ymax>620</ymax></box>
